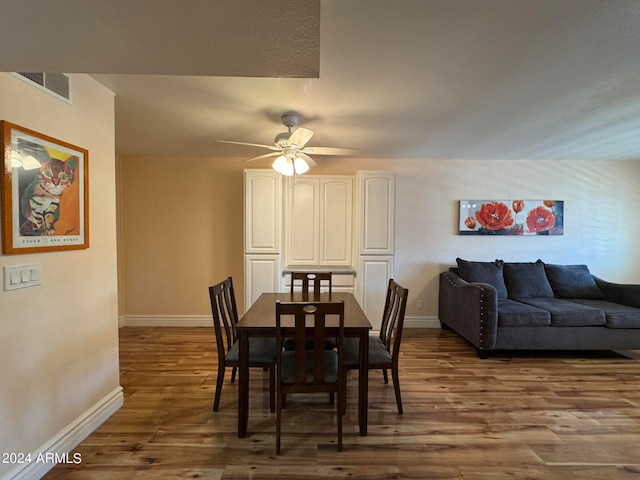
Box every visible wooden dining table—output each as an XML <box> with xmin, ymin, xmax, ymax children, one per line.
<box><xmin>236</xmin><ymin>291</ymin><xmax>372</xmax><ymax>438</ymax></box>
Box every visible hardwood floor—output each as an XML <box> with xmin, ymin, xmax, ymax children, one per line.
<box><xmin>44</xmin><ymin>327</ymin><xmax>640</xmax><ymax>479</ymax></box>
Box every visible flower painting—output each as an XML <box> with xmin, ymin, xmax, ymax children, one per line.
<box><xmin>459</xmin><ymin>200</ymin><xmax>563</xmax><ymax>236</ymax></box>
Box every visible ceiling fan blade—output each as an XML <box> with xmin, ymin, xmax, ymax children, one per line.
<box><xmin>288</xmin><ymin>127</ymin><xmax>314</xmax><ymax>148</ymax></box>
<box><xmin>218</xmin><ymin>139</ymin><xmax>279</xmax><ymax>151</ymax></box>
<box><xmin>244</xmin><ymin>152</ymin><xmax>281</xmax><ymax>163</ymax></box>
<box><xmin>301</xmin><ymin>146</ymin><xmax>360</xmax><ymax>156</ymax></box>
<box><xmin>297</xmin><ymin>152</ymin><xmax>317</xmax><ymax>167</ymax></box>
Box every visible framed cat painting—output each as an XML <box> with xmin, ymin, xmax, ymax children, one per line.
<box><xmin>1</xmin><ymin>121</ymin><xmax>89</xmax><ymax>254</ymax></box>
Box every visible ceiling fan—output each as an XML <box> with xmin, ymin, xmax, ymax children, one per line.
<box><xmin>218</xmin><ymin>113</ymin><xmax>359</xmax><ymax>176</ymax></box>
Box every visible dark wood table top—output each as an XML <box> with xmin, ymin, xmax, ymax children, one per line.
<box><xmin>238</xmin><ymin>292</ymin><xmax>372</xmax><ymax>331</ymax></box>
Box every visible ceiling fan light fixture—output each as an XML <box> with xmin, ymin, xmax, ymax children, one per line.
<box><xmin>220</xmin><ymin>112</ymin><xmax>357</xmax><ymax>172</ymax></box>
<box><xmin>272</xmin><ymin>154</ymin><xmax>311</xmax><ymax>176</ymax></box>
<box><xmin>293</xmin><ymin>156</ymin><xmax>310</xmax><ymax>175</ymax></box>
<box><xmin>272</xmin><ymin>155</ymin><xmax>294</xmax><ymax>176</ymax></box>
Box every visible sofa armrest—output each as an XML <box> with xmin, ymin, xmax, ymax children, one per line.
<box><xmin>593</xmin><ymin>276</ymin><xmax>640</xmax><ymax>308</ymax></box>
<box><xmin>438</xmin><ymin>271</ymin><xmax>499</xmax><ymax>350</ymax></box>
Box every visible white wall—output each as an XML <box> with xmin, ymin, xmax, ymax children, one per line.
<box><xmin>391</xmin><ymin>158</ymin><xmax>640</xmax><ymax>317</ymax></box>
<box><xmin>0</xmin><ymin>73</ymin><xmax>121</xmax><ymax>479</ymax></box>
<box><xmin>117</xmin><ymin>155</ymin><xmax>640</xmax><ymax>325</ymax></box>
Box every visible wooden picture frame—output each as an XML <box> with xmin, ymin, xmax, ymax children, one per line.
<box><xmin>1</xmin><ymin>121</ymin><xmax>89</xmax><ymax>254</ymax></box>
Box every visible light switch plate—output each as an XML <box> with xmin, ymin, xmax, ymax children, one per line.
<box><xmin>3</xmin><ymin>263</ymin><xmax>41</xmax><ymax>291</ymax></box>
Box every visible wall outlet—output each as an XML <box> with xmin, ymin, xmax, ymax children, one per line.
<box><xmin>416</xmin><ymin>299</ymin><xmax>424</xmax><ymax>309</ymax></box>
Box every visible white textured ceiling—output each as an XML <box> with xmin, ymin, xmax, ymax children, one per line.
<box><xmin>3</xmin><ymin>0</ymin><xmax>640</xmax><ymax>161</ymax></box>
<box><xmin>0</xmin><ymin>0</ymin><xmax>320</xmax><ymax>77</ymax></box>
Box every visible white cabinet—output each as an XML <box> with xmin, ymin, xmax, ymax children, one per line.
<box><xmin>321</xmin><ymin>178</ymin><xmax>353</xmax><ymax>265</ymax></box>
<box><xmin>357</xmin><ymin>256</ymin><xmax>394</xmax><ymax>330</ymax></box>
<box><xmin>358</xmin><ymin>172</ymin><xmax>395</xmax><ymax>255</ymax></box>
<box><xmin>244</xmin><ymin>169</ymin><xmax>395</xmax><ymax>325</ymax></box>
<box><xmin>244</xmin><ymin>170</ymin><xmax>282</xmax><ymax>253</ymax></box>
<box><xmin>244</xmin><ymin>255</ymin><xmax>280</xmax><ymax>307</ymax></box>
<box><xmin>355</xmin><ymin>172</ymin><xmax>396</xmax><ymax>328</ymax></box>
<box><xmin>285</xmin><ymin>176</ymin><xmax>353</xmax><ymax>267</ymax></box>
<box><xmin>244</xmin><ymin>170</ymin><xmax>282</xmax><ymax>309</ymax></box>
<box><xmin>286</xmin><ymin>177</ymin><xmax>320</xmax><ymax>265</ymax></box>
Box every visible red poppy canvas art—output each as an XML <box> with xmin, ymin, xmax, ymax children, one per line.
<box><xmin>459</xmin><ymin>200</ymin><xmax>563</xmax><ymax>236</ymax></box>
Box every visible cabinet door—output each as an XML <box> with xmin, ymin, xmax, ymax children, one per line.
<box><xmin>286</xmin><ymin>177</ymin><xmax>320</xmax><ymax>265</ymax></box>
<box><xmin>244</xmin><ymin>255</ymin><xmax>280</xmax><ymax>310</ymax></box>
<box><xmin>356</xmin><ymin>256</ymin><xmax>394</xmax><ymax>331</ymax></box>
<box><xmin>244</xmin><ymin>170</ymin><xmax>281</xmax><ymax>253</ymax></box>
<box><xmin>320</xmin><ymin>177</ymin><xmax>353</xmax><ymax>265</ymax></box>
<box><xmin>358</xmin><ymin>172</ymin><xmax>395</xmax><ymax>255</ymax></box>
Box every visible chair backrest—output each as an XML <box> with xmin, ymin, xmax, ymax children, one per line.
<box><xmin>275</xmin><ymin>301</ymin><xmax>344</xmax><ymax>387</ymax></box>
<box><xmin>378</xmin><ymin>279</ymin><xmax>409</xmax><ymax>358</ymax></box>
<box><xmin>208</xmin><ymin>277</ymin><xmax>240</xmax><ymax>360</ymax></box>
<box><xmin>290</xmin><ymin>272</ymin><xmax>333</xmax><ymax>295</ymax></box>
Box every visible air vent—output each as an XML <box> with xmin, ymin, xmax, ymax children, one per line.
<box><xmin>11</xmin><ymin>72</ymin><xmax>72</xmax><ymax>104</ymax></box>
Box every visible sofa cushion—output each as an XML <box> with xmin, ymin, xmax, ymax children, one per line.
<box><xmin>567</xmin><ymin>299</ymin><xmax>640</xmax><ymax>328</ymax></box>
<box><xmin>515</xmin><ymin>297</ymin><xmax>606</xmax><ymax>326</ymax></box>
<box><xmin>456</xmin><ymin>258</ymin><xmax>508</xmax><ymax>299</ymax></box>
<box><xmin>544</xmin><ymin>264</ymin><xmax>604</xmax><ymax>299</ymax></box>
<box><xmin>503</xmin><ymin>260</ymin><xmax>554</xmax><ymax>298</ymax></box>
<box><xmin>497</xmin><ymin>299</ymin><xmax>551</xmax><ymax>327</ymax></box>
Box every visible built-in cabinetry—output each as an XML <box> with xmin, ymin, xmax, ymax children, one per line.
<box><xmin>355</xmin><ymin>172</ymin><xmax>395</xmax><ymax>328</ymax></box>
<box><xmin>244</xmin><ymin>169</ymin><xmax>394</xmax><ymax>330</ymax></box>
<box><xmin>285</xmin><ymin>175</ymin><xmax>353</xmax><ymax>267</ymax></box>
<box><xmin>244</xmin><ymin>170</ymin><xmax>282</xmax><ymax>308</ymax></box>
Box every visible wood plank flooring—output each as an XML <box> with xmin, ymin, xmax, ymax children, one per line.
<box><xmin>44</xmin><ymin>327</ymin><xmax>640</xmax><ymax>479</ymax></box>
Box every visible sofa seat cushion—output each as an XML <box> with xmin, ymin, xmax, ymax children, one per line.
<box><xmin>497</xmin><ymin>299</ymin><xmax>551</xmax><ymax>327</ymax></box>
<box><xmin>567</xmin><ymin>299</ymin><xmax>640</xmax><ymax>328</ymax></box>
<box><xmin>503</xmin><ymin>260</ymin><xmax>554</xmax><ymax>299</ymax></box>
<box><xmin>514</xmin><ymin>297</ymin><xmax>606</xmax><ymax>327</ymax></box>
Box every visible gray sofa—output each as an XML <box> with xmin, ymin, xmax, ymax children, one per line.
<box><xmin>438</xmin><ymin>259</ymin><xmax>640</xmax><ymax>358</ymax></box>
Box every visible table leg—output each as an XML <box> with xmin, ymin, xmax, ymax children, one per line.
<box><xmin>237</xmin><ymin>330</ymin><xmax>249</xmax><ymax>438</ymax></box>
<box><xmin>358</xmin><ymin>330</ymin><xmax>368</xmax><ymax>436</ymax></box>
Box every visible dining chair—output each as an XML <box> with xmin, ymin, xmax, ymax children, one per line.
<box><xmin>343</xmin><ymin>279</ymin><xmax>408</xmax><ymax>414</ymax></box>
<box><xmin>285</xmin><ymin>271</ymin><xmax>336</xmax><ymax>351</ymax></box>
<box><xmin>275</xmin><ymin>300</ymin><xmax>346</xmax><ymax>454</ymax></box>
<box><xmin>208</xmin><ymin>277</ymin><xmax>276</xmax><ymax>412</ymax></box>
<box><xmin>290</xmin><ymin>271</ymin><xmax>333</xmax><ymax>295</ymax></box>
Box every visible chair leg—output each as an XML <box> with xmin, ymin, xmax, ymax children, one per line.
<box><xmin>337</xmin><ymin>391</ymin><xmax>343</xmax><ymax>452</ymax></box>
<box><xmin>382</xmin><ymin>368</ymin><xmax>389</xmax><ymax>384</ymax></box>
<box><xmin>338</xmin><ymin>377</ymin><xmax>346</xmax><ymax>451</ymax></box>
<box><xmin>269</xmin><ymin>367</ymin><xmax>276</xmax><ymax>413</ymax></box>
<box><xmin>276</xmin><ymin>392</ymin><xmax>283</xmax><ymax>454</ymax></box>
<box><xmin>213</xmin><ymin>364</ymin><xmax>226</xmax><ymax>412</ymax></box>
<box><xmin>391</xmin><ymin>366</ymin><xmax>403</xmax><ymax>414</ymax></box>
<box><xmin>329</xmin><ymin>392</ymin><xmax>335</xmax><ymax>405</ymax></box>
<box><xmin>231</xmin><ymin>366</ymin><xmax>237</xmax><ymax>383</ymax></box>
<box><xmin>339</xmin><ymin>370</ymin><xmax>347</xmax><ymax>415</ymax></box>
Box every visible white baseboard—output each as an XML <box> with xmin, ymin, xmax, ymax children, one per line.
<box><xmin>3</xmin><ymin>386</ymin><xmax>124</xmax><ymax>480</ymax></box>
<box><xmin>121</xmin><ymin>315</ymin><xmax>212</xmax><ymax>327</ymax></box>
<box><xmin>120</xmin><ymin>314</ymin><xmax>440</xmax><ymax>328</ymax></box>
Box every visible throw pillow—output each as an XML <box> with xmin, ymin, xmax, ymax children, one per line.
<box><xmin>456</xmin><ymin>258</ymin><xmax>508</xmax><ymax>298</ymax></box>
<box><xmin>544</xmin><ymin>263</ymin><xmax>604</xmax><ymax>299</ymax></box>
<box><xmin>503</xmin><ymin>260</ymin><xmax>554</xmax><ymax>298</ymax></box>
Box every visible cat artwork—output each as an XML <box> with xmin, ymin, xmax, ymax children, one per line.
<box><xmin>19</xmin><ymin>156</ymin><xmax>78</xmax><ymax>236</ymax></box>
